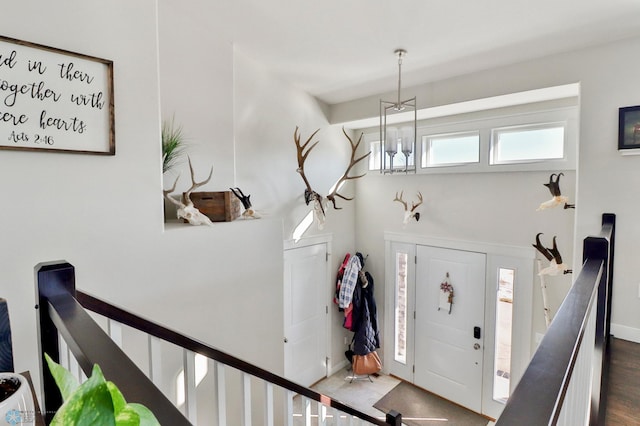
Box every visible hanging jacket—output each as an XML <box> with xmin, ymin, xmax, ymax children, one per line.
<box><xmin>352</xmin><ymin>271</ymin><xmax>380</xmax><ymax>355</ymax></box>
<box><xmin>338</xmin><ymin>255</ymin><xmax>361</xmax><ymax>309</ymax></box>
<box><xmin>333</xmin><ymin>253</ymin><xmax>351</xmax><ymax>310</ymax></box>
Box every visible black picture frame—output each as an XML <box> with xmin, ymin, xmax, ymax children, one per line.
<box><xmin>618</xmin><ymin>105</ymin><xmax>640</xmax><ymax>151</ymax></box>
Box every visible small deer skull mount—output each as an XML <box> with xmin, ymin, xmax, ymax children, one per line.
<box><xmin>230</xmin><ymin>187</ymin><xmax>260</xmax><ymax>219</ymax></box>
<box><xmin>163</xmin><ymin>156</ymin><xmax>214</xmax><ymax>226</ymax></box>
<box><xmin>532</xmin><ymin>233</ymin><xmax>572</xmax><ymax>276</ymax></box>
<box><xmin>393</xmin><ymin>191</ymin><xmax>423</xmax><ymax>224</ymax></box>
<box><xmin>294</xmin><ymin>126</ymin><xmax>370</xmax><ymax>228</ymax></box>
<box><xmin>537</xmin><ymin>173</ymin><xmax>575</xmax><ymax>211</ymax></box>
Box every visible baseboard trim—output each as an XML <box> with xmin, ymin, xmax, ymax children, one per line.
<box><xmin>329</xmin><ymin>359</ymin><xmax>349</xmax><ymax>377</ymax></box>
<box><xmin>611</xmin><ymin>323</ymin><xmax>640</xmax><ymax>344</ymax></box>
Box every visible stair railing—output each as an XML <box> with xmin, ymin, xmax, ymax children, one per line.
<box><xmin>36</xmin><ymin>261</ymin><xmax>402</xmax><ymax>425</ymax></box>
<box><xmin>496</xmin><ymin>213</ymin><xmax>615</xmax><ymax>425</ymax></box>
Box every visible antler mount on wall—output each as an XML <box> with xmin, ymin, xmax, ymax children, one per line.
<box><xmin>294</xmin><ymin>126</ymin><xmax>370</xmax><ymax>227</ymax></box>
<box><xmin>393</xmin><ymin>191</ymin><xmax>423</xmax><ymax>224</ymax></box>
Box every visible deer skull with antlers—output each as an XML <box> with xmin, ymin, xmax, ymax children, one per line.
<box><xmin>163</xmin><ymin>156</ymin><xmax>214</xmax><ymax>226</ymax></box>
<box><xmin>537</xmin><ymin>173</ymin><xmax>575</xmax><ymax>211</ymax></box>
<box><xmin>532</xmin><ymin>233</ymin><xmax>572</xmax><ymax>276</ymax></box>
<box><xmin>393</xmin><ymin>191</ymin><xmax>423</xmax><ymax>224</ymax></box>
<box><xmin>230</xmin><ymin>187</ymin><xmax>260</xmax><ymax>219</ymax></box>
<box><xmin>294</xmin><ymin>126</ymin><xmax>370</xmax><ymax>227</ymax></box>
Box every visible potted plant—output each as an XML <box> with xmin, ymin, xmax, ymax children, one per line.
<box><xmin>44</xmin><ymin>354</ymin><xmax>160</xmax><ymax>426</ymax></box>
<box><xmin>162</xmin><ymin>117</ymin><xmax>187</xmax><ymax>174</ymax></box>
<box><xmin>0</xmin><ymin>372</ymin><xmax>35</xmax><ymax>425</ymax></box>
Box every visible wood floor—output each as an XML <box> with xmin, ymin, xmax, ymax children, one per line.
<box><xmin>605</xmin><ymin>337</ymin><xmax>640</xmax><ymax>425</ymax></box>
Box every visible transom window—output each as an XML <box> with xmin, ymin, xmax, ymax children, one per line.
<box><xmin>364</xmin><ymin>102</ymin><xmax>577</xmax><ymax>174</ymax></box>
<box><xmin>422</xmin><ymin>131</ymin><xmax>480</xmax><ymax>167</ymax></box>
<box><xmin>491</xmin><ymin>123</ymin><xmax>565</xmax><ymax>165</ymax></box>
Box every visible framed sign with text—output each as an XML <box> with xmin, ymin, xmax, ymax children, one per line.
<box><xmin>0</xmin><ymin>35</ymin><xmax>114</xmax><ymax>155</ymax></box>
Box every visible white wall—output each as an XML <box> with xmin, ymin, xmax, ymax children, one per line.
<box><xmin>354</xmin><ymin>169</ymin><xmax>575</xmax><ymax>343</ymax></box>
<box><xmin>1</xmin><ymin>1</ymin><xmax>288</xmax><ymax>409</ymax></box>
<box><xmin>233</xmin><ymin>51</ymin><xmax>358</xmax><ymax>373</ymax></box>
<box><xmin>4</xmin><ymin>4</ymin><xmax>639</xmax><ymax>420</ymax></box>
<box><xmin>334</xmin><ymin>36</ymin><xmax>640</xmax><ymax>344</ymax></box>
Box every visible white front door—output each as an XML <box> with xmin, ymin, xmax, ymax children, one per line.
<box><xmin>283</xmin><ymin>243</ymin><xmax>328</xmax><ymax>386</ymax></box>
<box><xmin>414</xmin><ymin>245</ymin><xmax>486</xmax><ymax>413</ymax></box>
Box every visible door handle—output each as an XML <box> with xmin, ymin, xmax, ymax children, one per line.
<box><xmin>474</xmin><ymin>343</ymin><xmax>481</xmax><ymax>350</ymax></box>
<box><xmin>474</xmin><ymin>326</ymin><xmax>481</xmax><ymax>339</ymax></box>
<box><xmin>284</xmin><ymin>337</ymin><xmax>288</xmax><ymax>343</ymax></box>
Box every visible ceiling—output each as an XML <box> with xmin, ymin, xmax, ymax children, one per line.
<box><xmin>225</xmin><ymin>0</ymin><xmax>640</xmax><ymax>105</ymax></box>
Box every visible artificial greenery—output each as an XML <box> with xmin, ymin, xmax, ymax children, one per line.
<box><xmin>45</xmin><ymin>354</ymin><xmax>160</xmax><ymax>426</ymax></box>
<box><xmin>161</xmin><ymin>117</ymin><xmax>187</xmax><ymax>174</ymax></box>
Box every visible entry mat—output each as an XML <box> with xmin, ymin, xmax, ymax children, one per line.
<box><xmin>373</xmin><ymin>381</ymin><xmax>489</xmax><ymax>426</ymax></box>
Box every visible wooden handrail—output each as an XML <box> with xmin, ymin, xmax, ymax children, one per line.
<box><xmin>37</xmin><ymin>261</ymin><xmax>401</xmax><ymax>425</ymax></box>
<box><xmin>36</xmin><ymin>262</ymin><xmax>190</xmax><ymax>425</ymax></box>
<box><xmin>496</xmin><ymin>213</ymin><xmax>615</xmax><ymax>425</ymax></box>
<box><xmin>75</xmin><ymin>290</ymin><xmax>399</xmax><ymax>425</ymax></box>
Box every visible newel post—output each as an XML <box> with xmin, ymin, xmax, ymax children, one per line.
<box><xmin>385</xmin><ymin>410</ymin><xmax>402</xmax><ymax>425</ymax></box>
<box><xmin>582</xmin><ymin>213</ymin><xmax>615</xmax><ymax>426</ymax></box>
<box><xmin>36</xmin><ymin>261</ymin><xmax>76</xmax><ymax>423</ymax></box>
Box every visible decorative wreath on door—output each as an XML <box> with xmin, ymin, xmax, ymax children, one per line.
<box><xmin>438</xmin><ymin>272</ymin><xmax>454</xmax><ymax>314</ymax></box>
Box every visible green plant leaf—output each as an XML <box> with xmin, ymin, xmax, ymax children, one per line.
<box><xmin>107</xmin><ymin>381</ymin><xmax>127</xmax><ymax>414</ymax></box>
<box><xmin>44</xmin><ymin>353</ymin><xmax>80</xmax><ymax>402</ymax></box>
<box><xmin>50</xmin><ymin>364</ymin><xmax>115</xmax><ymax>426</ymax></box>
<box><xmin>45</xmin><ymin>354</ymin><xmax>159</xmax><ymax>425</ymax></box>
<box><xmin>114</xmin><ymin>405</ymin><xmax>140</xmax><ymax>426</ymax></box>
<box><xmin>162</xmin><ymin>117</ymin><xmax>187</xmax><ymax>173</ymax></box>
<box><xmin>126</xmin><ymin>403</ymin><xmax>161</xmax><ymax>426</ymax></box>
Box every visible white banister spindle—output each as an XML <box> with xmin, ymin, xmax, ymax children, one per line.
<box><xmin>318</xmin><ymin>401</ymin><xmax>327</xmax><ymax>425</ymax></box>
<box><xmin>242</xmin><ymin>372</ymin><xmax>252</xmax><ymax>426</ymax></box>
<box><xmin>264</xmin><ymin>382</ymin><xmax>274</xmax><ymax>426</ymax></box>
<box><xmin>107</xmin><ymin>320</ymin><xmax>123</xmax><ymax>348</ymax></box>
<box><xmin>286</xmin><ymin>390</ymin><xmax>294</xmax><ymax>426</ymax></box>
<box><xmin>148</xmin><ymin>336</ymin><xmax>163</xmax><ymax>388</ymax></box>
<box><xmin>215</xmin><ymin>361</ymin><xmax>227</xmax><ymax>426</ymax></box>
<box><xmin>69</xmin><ymin>353</ymin><xmax>80</xmax><ymax>381</ymax></box>
<box><xmin>183</xmin><ymin>350</ymin><xmax>197</xmax><ymax>424</ymax></box>
<box><xmin>304</xmin><ymin>397</ymin><xmax>311</xmax><ymax>426</ymax></box>
<box><xmin>331</xmin><ymin>407</ymin><xmax>342</xmax><ymax>426</ymax></box>
<box><xmin>58</xmin><ymin>336</ymin><xmax>69</xmax><ymax>370</ymax></box>
<box><xmin>557</xmin><ymin>299</ymin><xmax>597</xmax><ymax>425</ymax></box>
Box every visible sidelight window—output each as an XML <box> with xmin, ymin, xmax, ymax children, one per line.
<box><xmin>493</xmin><ymin>267</ymin><xmax>514</xmax><ymax>403</ymax></box>
<box><xmin>394</xmin><ymin>252</ymin><xmax>409</xmax><ymax>364</ymax></box>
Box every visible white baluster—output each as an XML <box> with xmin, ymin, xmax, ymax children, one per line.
<box><xmin>215</xmin><ymin>361</ymin><xmax>227</xmax><ymax>426</ymax></box>
<box><xmin>148</xmin><ymin>336</ymin><xmax>163</xmax><ymax>388</ymax></box>
<box><xmin>318</xmin><ymin>401</ymin><xmax>327</xmax><ymax>426</ymax></box>
<box><xmin>304</xmin><ymin>397</ymin><xmax>311</xmax><ymax>426</ymax></box>
<box><xmin>331</xmin><ymin>407</ymin><xmax>342</xmax><ymax>426</ymax></box>
<box><xmin>242</xmin><ymin>372</ymin><xmax>252</xmax><ymax>426</ymax></box>
<box><xmin>107</xmin><ymin>320</ymin><xmax>123</xmax><ymax>348</ymax></box>
<box><xmin>69</xmin><ymin>354</ymin><xmax>80</xmax><ymax>382</ymax></box>
<box><xmin>58</xmin><ymin>336</ymin><xmax>69</xmax><ymax>370</ymax></box>
<box><xmin>183</xmin><ymin>350</ymin><xmax>197</xmax><ymax>424</ymax></box>
<box><xmin>285</xmin><ymin>390</ymin><xmax>294</xmax><ymax>426</ymax></box>
<box><xmin>264</xmin><ymin>382</ymin><xmax>274</xmax><ymax>426</ymax></box>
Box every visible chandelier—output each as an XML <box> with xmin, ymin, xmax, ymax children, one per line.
<box><xmin>380</xmin><ymin>49</ymin><xmax>417</xmax><ymax>174</ymax></box>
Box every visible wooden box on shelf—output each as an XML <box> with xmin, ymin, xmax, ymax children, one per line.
<box><xmin>184</xmin><ymin>191</ymin><xmax>241</xmax><ymax>222</ymax></box>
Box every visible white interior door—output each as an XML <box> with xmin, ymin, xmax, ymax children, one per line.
<box><xmin>414</xmin><ymin>245</ymin><xmax>486</xmax><ymax>413</ymax></box>
<box><xmin>283</xmin><ymin>243</ymin><xmax>328</xmax><ymax>386</ymax></box>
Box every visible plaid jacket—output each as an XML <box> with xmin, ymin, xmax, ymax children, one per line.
<box><xmin>338</xmin><ymin>255</ymin><xmax>361</xmax><ymax>309</ymax></box>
